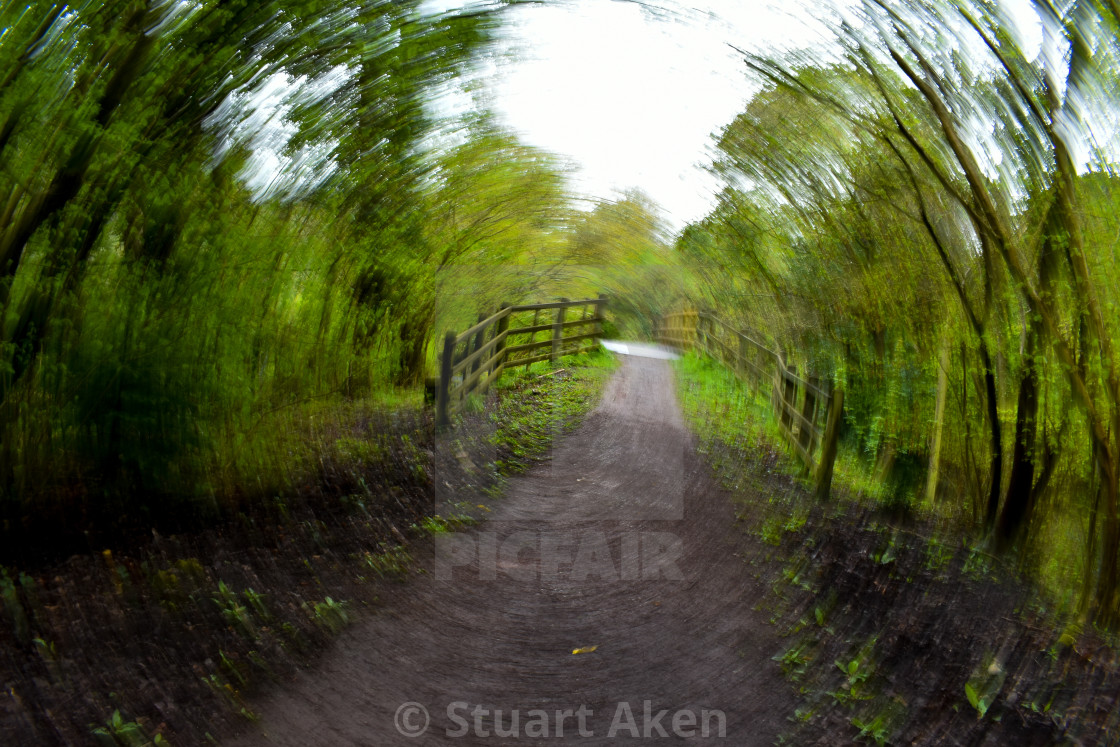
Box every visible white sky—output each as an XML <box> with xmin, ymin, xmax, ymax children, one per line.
<box><xmin>221</xmin><ymin>0</ymin><xmax>833</xmax><ymax>224</ymax></box>
<box><xmin>225</xmin><ymin>0</ymin><xmax>1073</xmax><ymax>228</ymax></box>
<box><xmin>483</xmin><ymin>0</ymin><xmax>841</xmax><ymax>231</ymax></box>
<box><xmin>479</xmin><ymin>0</ymin><xmax>1062</xmax><ymax>232</ymax></box>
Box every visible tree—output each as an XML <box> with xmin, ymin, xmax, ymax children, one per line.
<box><xmin>706</xmin><ymin>0</ymin><xmax>1120</xmax><ymax>623</ymax></box>
<box><xmin>0</xmin><ymin>0</ymin><xmax>516</xmax><ymax>550</ymax></box>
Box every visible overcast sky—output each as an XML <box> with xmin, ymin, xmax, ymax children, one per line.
<box><xmin>478</xmin><ymin>0</ymin><xmax>1060</xmax><ymax>232</ymax></box>
<box><xmin>482</xmin><ymin>0</ymin><xmax>842</xmax><ymax>231</ymax></box>
<box><xmin>232</xmin><ymin>0</ymin><xmax>1063</xmax><ymax>228</ymax></box>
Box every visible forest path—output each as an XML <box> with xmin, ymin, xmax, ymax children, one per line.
<box><xmin>226</xmin><ymin>352</ymin><xmax>793</xmax><ymax>745</ymax></box>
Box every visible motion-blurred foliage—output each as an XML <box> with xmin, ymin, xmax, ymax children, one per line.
<box><xmin>0</xmin><ymin>0</ymin><xmax>692</xmax><ymax>557</ymax></box>
<box><xmin>0</xmin><ymin>0</ymin><xmax>530</xmax><ymax>552</ymax></box>
<box><xmin>680</xmin><ymin>0</ymin><xmax>1120</xmax><ymax>625</ymax></box>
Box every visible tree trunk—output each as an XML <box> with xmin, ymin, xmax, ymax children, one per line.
<box><xmin>394</xmin><ymin>297</ymin><xmax>434</xmax><ymax>386</ymax></box>
<box><xmin>925</xmin><ymin>331</ymin><xmax>950</xmax><ymax>504</ymax></box>
<box><xmin>981</xmin><ymin>348</ymin><xmax>1003</xmax><ymax>530</ymax></box>
<box><xmin>1096</xmin><ymin>468</ymin><xmax>1120</xmax><ymax>627</ymax></box>
<box><xmin>996</xmin><ymin>203</ymin><xmax>1061</xmax><ymax>549</ymax></box>
<box><xmin>996</xmin><ymin>333</ymin><xmax>1039</xmax><ymax>549</ymax></box>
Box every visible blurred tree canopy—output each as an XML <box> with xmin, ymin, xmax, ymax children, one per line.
<box><xmin>682</xmin><ymin>0</ymin><xmax>1120</xmax><ymax>625</ymax></box>
<box><xmin>0</xmin><ymin>0</ymin><xmax>691</xmax><ymax>559</ymax></box>
<box><xmin>0</xmin><ymin>0</ymin><xmax>594</xmax><ymax>552</ymax></box>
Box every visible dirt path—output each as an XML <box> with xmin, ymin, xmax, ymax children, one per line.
<box><xmin>226</xmin><ymin>354</ymin><xmax>794</xmax><ymax>745</ymax></box>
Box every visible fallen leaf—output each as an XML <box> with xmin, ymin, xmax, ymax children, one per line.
<box><xmin>572</xmin><ymin>646</ymin><xmax>598</xmax><ymax>655</ymax></box>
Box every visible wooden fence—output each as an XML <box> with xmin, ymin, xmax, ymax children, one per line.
<box><xmin>436</xmin><ymin>296</ymin><xmax>608</xmax><ymax>427</ymax></box>
<box><xmin>655</xmin><ymin>310</ymin><xmax>844</xmax><ymax>500</ymax></box>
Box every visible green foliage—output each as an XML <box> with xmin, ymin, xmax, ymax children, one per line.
<box><xmin>213</xmin><ymin>581</ymin><xmax>255</xmax><ymax>638</ymax></box>
<box><xmin>484</xmin><ymin>348</ymin><xmax>617</xmax><ymax>463</ymax></box>
<box><xmin>679</xmin><ymin>0</ymin><xmax>1120</xmax><ymax>624</ymax></box>
<box><xmin>963</xmin><ymin>653</ymin><xmax>1006</xmax><ymax>721</ymax></box>
<box><xmin>850</xmin><ymin>700</ymin><xmax>907</xmax><ymax>747</ymax></box>
<box><xmin>412</xmin><ymin>515</ymin><xmax>474</xmax><ymax>535</ymax></box>
<box><xmin>850</xmin><ymin>716</ymin><xmax>889</xmax><ymax>746</ymax></box>
<box><xmin>962</xmin><ymin>546</ymin><xmax>997</xmax><ymax>583</ymax></box>
<box><xmin>964</xmin><ymin>682</ymin><xmax>990</xmax><ymax>719</ymax></box>
<box><xmin>309</xmin><ymin>597</ymin><xmax>349</xmax><ymax>633</ymax></box>
<box><xmin>90</xmin><ymin>710</ymin><xmax>167</xmax><ymax>747</ymax></box>
<box><xmin>774</xmin><ymin>640</ymin><xmax>814</xmax><ymax>681</ymax></box>
<box><xmin>363</xmin><ymin>546</ymin><xmax>411</xmax><ymax>579</ymax></box>
<box><xmin>0</xmin><ymin>568</ymin><xmax>30</xmax><ymax>644</ymax></box>
<box><xmin>673</xmin><ymin>351</ymin><xmax>787</xmax><ymax>461</ymax></box>
<box><xmin>0</xmin><ymin>0</ymin><xmax>540</xmax><ymax>557</ymax></box>
<box><xmin>0</xmin><ymin>0</ymin><xmax>651</xmax><ymax>570</ymax></box>
<box><xmin>759</xmin><ymin>517</ymin><xmax>785</xmax><ymax>547</ymax></box>
<box><xmin>829</xmin><ymin>639</ymin><xmax>879</xmax><ymax>707</ymax></box>
<box><xmin>242</xmin><ymin>589</ymin><xmax>269</xmax><ymax>621</ymax></box>
<box><xmin>924</xmin><ymin>536</ymin><xmax>953</xmax><ymax>574</ymax></box>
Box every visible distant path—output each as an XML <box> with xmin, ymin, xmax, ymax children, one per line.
<box><xmin>227</xmin><ymin>352</ymin><xmax>793</xmax><ymax>745</ymax></box>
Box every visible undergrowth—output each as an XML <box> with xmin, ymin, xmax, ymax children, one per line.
<box><xmin>672</xmin><ymin>350</ymin><xmax>1120</xmax><ymax>746</ymax></box>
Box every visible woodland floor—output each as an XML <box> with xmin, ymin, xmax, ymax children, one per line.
<box><xmin>0</xmin><ymin>358</ymin><xmax>605</xmax><ymax>746</ymax></box>
<box><xmin>3</xmin><ymin>351</ymin><xmax>1119</xmax><ymax>745</ymax></box>
<box><xmin>225</xmin><ymin>353</ymin><xmax>797</xmax><ymax>746</ymax></box>
<box><xmin>224</xmin><ymin>351</ymin><xmax>1120</xmax><ymax>746</ymax></box>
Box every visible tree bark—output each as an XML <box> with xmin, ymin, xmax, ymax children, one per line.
<box><xmin>925</xmin><ymin>331</ymin><xmax>950</xmax><ymax>504</ymax></box>
<box><xmin>997</xmin><ymin>324</ymin><xmax>1039</xmax><ymax>549</ymax></box>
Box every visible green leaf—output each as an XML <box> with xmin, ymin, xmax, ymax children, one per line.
<box><xmin>90</xmin><ymin>728</ymin><xmax>117</xmax><ymax>747</ymax></box>
<box><xmin>965</xmin><ymin>683</ymin><xmax>979</xmax><ymax>709</ymax></box>
<box><xmin>965</xmin><ymin>683</ymin><xmax>989</xmax><ymax>718</ymax></box>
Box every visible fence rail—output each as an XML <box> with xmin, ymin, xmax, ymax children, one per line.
<box><xmin>436</xmin><ymin>296</ymin><xmax>608</xmax><ymax>426</ymax></box>
<box><xmin>654</xmin><ymin>310</ymin><xmax>844</xmax><ymax>500</ymax></box>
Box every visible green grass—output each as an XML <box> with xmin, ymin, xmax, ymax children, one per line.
<box><xmin>494</xmin><ymin>347</ymin><xmax>618</xmax><ymax>392</ymax></box>
<box><xmin>483</xmin><ymin>347</ymin><xmax>618</xmax><ymax>474</ymax></box>
<box><xmin>672</xmin><ymin>351</ymin><xmax>806</xmax><ymax>486</ymax></box>
<box><xmin>673</xmin><ymin>350</ymin><xmax>922</xmax><ymax>518</ymax></box>
<box><xmin>217</xmin><ymin>391</ymin><xmax>426</xmax><ymax>502</ymax></box>
<box><xmin>673</xmin><ymin>352</ymin><xmax>773</xmax><ymax>444</ymax></box>
<box><xmin>674</xmin><ymin>349</ymin><xmax>1098</xmax><ymax>622</ymax></box>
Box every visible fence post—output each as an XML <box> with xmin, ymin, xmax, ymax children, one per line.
<box><xmin>528</xmin><ymin>308</ymin><xmax>541</xmax><ymax>356</ymax></box>
<box><xmin>779</xmin><ymin>363</ymin><xmax>797</xmax><ymax>434</ymax></box>
<box><xmin>815</xmin><ymin>388</ymin><xmax>843</xmax><ymax>500</ymax></box>
<box><xmin>552</xmin><ymin>298</ymin><xmax>568</xmax><ymax>363</ymax></box>
<box><xmin>799</xmin><ymin>377</ymin><xmax>819</xmax><ymax>454</ymax></box>
<box><xmin>738</xmin><ymin>335</ymin><xmax>748</xmax><ymax>379</ymax></box>
<box><xmin>437</xmin><ymin>331</ymin><xmax>455</xmax><ymax>427</ymax></box>
<box><xmin>596</xmin><ymin>294</ymin><xmax>608</xmax><ymax>339</ymax></box>
<box><xmin>494</xmin><ymin>304</ymin><xmax>510</xmax><ymax>376</ymax></box>
<box><xmin>470</xmin><ymin>313</ymin><xmax>486</xmax><ymax>378</ymax></box>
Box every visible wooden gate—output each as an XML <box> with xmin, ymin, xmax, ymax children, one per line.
<box><xmin>436</xmin><ymin>296</ymin><xmax>608</xmax><ymax>426</ymax></box>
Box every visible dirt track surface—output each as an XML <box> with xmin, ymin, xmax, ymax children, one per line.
<box><xmin>227</xmin><ymin>355</ymin><xmax>794</xmax><ymax>745</ymax></box>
